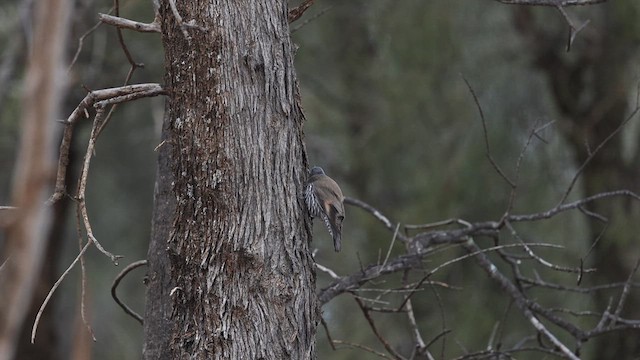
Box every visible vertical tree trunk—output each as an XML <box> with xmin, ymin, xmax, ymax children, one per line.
<box><xmin>144</xmin><ymin>1</ymin><xmax>317</xmax><ymax>358</ymax></box>
<box><xmin>514</xmin><ymin>5</ymin><xmax>640</xmax><ymax>358</ymax></box>
<box><xmin>0</xmin><ymin>0</ymin><xmax>69</xmax><ymax>358</ymax></box>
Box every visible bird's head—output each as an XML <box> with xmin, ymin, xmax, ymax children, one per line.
<box><xmin>310</xmin><ymin>166</ymin><xmax>325</xmax><ymax>176</ymax></box>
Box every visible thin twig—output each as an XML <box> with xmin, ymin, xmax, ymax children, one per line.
<box><xmin>168</xmin><ymin>0</ymin><xmax>193</xmax><ymax>42</ymax></box>
<box><xmin>76</xmin><ymin>207</ymin><xmax>96</xmax><ymax>341</ymax></box>
<box><xmin>520</xmin><ymin>276</ymin><xmax>640</xmax><ymax>293</ymax></box>
<box><xmin>68</xmin><ymin>8</ymin><xmax>112</xmax><ymax>72</ymax></box>
<box><xmin>316</xmin><ymin>263</ymin><xmax>340</xmax><ymax>280</ymax></box>
<box><xmin>288</xmin><ymin>0</ymin><xmax>315</xmax><ymax>23</ymax></box>
<box><xmin>505</xmin><ymin>219</ymin><xmax>593</xmax><ymax>274</ymax></box>
<box><xmin>462</xmin><ymin>75</ymin><xmax>515</xmax><ymax>187</ymax></box>
<box><xmin>612</xmin><ymin>258</ymin><xmax>640</xmax><ymax>320</ymax></box>
<box><xmin>291</xmin><ymin>5</ymin><xmax>334</xmax><ymax>34</ymax></box>
<box><xmin>31</xmin><ymin>241</ymin><xmax>92</xmax><ymax>343</ymax></box>
<box><xmin>354</xmin><ymin>296</ymin><xmax>406</xmax><ymax>360</ymax></box>
<box><xmin>382</xmin><ymin>223</ymin><xmax>400</xmax><ymax>266</ymax></box>
<box><xmin>344</xmin><ymin>197</ymin><xmax>406</xmax><ymax>241</ymax></box>
<box><xmin>558</xmin><ymin>105</ymin><xmax>640</xmax><ymax>205</ymax></box>
<box><xmin>496</xmin><ymin>0</ymin><xmax>608</xmax><ymax>5</ymax></box>
<box><xmin>511</xmin><ymin>189</ymin><xmax>640</xmax><ymax>223</ymax></box>
<box><xmin>503</xmin><ymin>121</ymin><xmax>555</xmax><ymax>217</ymax></box>
<box><xmin>462</xmin><ymin>239</ymin><xmax>580</xmax><ymax>360</ymax></box>
<box><xmin>320</xmin><ymin>317</ymin><xmax>336</xmax><ymax>351</ymax></box>
<box><xmin>77</xmin><ymin>109</ymin><xmax>121</xmax><ymax>263</ymax></box>
<box><xmin>331</xmin><ymin>340</ymin><xmax>395</xmax><ymax>359</ymax></box>
<box><xmin>319</xmin><ymin>242</ymin><xmax>559</xmax><ymax>305</ymax></box>
<box><xmin>404</xmin><ymin>218</ymin><xmax>472</xmax><ymax>232</ymax></box>
<box><xmin>111</xmin><ymin>260</ymin><xmax>147</xmax><ymax>325</ymax></box>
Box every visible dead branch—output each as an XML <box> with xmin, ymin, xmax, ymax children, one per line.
<box><xmin>69</xmin><ymin>9</ymin><xmax>111</xmax><ymax>72</ymax></box>
<box><xmin>498</xmin><ymin>1</ymin><xmax>603</xmax><ymax>50</ymax></box>
<box><xmin>111</xmin><ymin>260</ymin><xmax>147</xmax><ymax>325</ymax></box>
<box><xmin>354</xmin><ymin>296</ymin><xmax>406</xmax><ymax>360</ymax></box>
<box><xmin>462</xmin><ymin>76</ymin><xmax>515</xmax><ymax>187</ymax></box>
<box><xmin>31</xmin><ymin>241</ymin><xmax>92</xmax><ymax>343</ymax></box>
<box><xmin>48</xmin><ymin>83</ymin><xmax>165</xmax><ymax>204</ymax></box>
<box><xmin>318</xmin><ymin>242</ymin><xmax>559</xmax><ymax>305</ymax></box>
<box><xmin>167</xmin><ymin>0</ymin><xmax>205</xmax><ymax>43</ymax></box>
<box><xmin>288</xmin><ymin>0</ymin><xmax>315</xmax><ymax>23</ymax></box>
<box><xmin>331</xmin><ymin>339</ymin><xmax>394</xmax><ymax>359</ymax></box>
<box><xmin>99</xmin><ymin>13</ymin><xmax>160</xmax><ymax>33</ymax></box>
<box><xmin>291</xmin><ymin>5</ymin><xmax>334</xmax><ymax>34</ymax></box>
<box><xmin>558</xmin><ymin>105</ymin><xmax>640</xmax><ymax>205</ymax></box>
<box><xmin>496</xmin><ymin>0</ymin><xmax>607</xmax><ymax>5</ymax></box>
<box><xmin>461</xmin><ymin>240</ymin><xmax>579</xmax><ymax>359</ymax></box>
<box><xmin>75</xmin><ymin>209</ymin><xmax>96</xmax><ymax>341</ymax></box>
<box><xmin>322</xmin><ymin>182</ymin><xmax>640</xmax><ymax>357</ymax></box>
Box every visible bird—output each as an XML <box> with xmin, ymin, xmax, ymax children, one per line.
<box><xmin>305</xmin><ymin>166</ymin><xmax>345</xmax><ymax>252</ymax></box>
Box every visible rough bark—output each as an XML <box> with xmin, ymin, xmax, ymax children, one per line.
<box><xmin>143</xmin><ymin>1</ymin><xmax>317</xmax><ymax>359</ymax></box>
<box><xmin>143</xmin><ymin>107</ymin><xmax>176</xmax><ymax>359</ymax></box>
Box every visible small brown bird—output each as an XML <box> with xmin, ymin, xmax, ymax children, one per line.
<box><xmin>305</xmin><ymin>166</ymin><xmax>345</xmax><ymax>252</ymax></box>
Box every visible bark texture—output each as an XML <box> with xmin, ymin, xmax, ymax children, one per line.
<box><xmin>144</xmin><ymin>1</ymin><xmax>317</xmax><ymax>359</ymax></box>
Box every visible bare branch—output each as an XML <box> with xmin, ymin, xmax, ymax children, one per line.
<box><xmin>48</xmin><ymin>83</ymin><xmax>165</xmax><ymax>204</ymax></box>
<box><xmin>612</xmin><ymin>259</ymin><xmax>640</xmax><ymax>321</ymax></box>
<box><xmin>318</xmin><ymin>243</ymin><xmax>559</xmax><ymax>305</ymax></box>
<box><xmin>77</xmin><ymin>109</ymin><xmax>122</xmax><ymax>264</ymax></box>
<box><xmin>354</xmin><ymin>296</ymin><xmax>407</xmax><ymax>360</ymax></box>
<box><xmin>315</xmin><ymin>262</ymin><xmax>340</xmax><ymax>280</ymax></box>
<box><xmin>167</xmin><ymin>0</ymin><xmax>205</xmax><ymax>43</ymax></box>
<box><xmin>288</xmin><ymin>0</ymin><xmax>315</xmax><ymax>23</ymax></box>
<box><xmin>382</xmin><ymin>223</ymin><xmax>400</xmax><ymax>266</ymax></box>
<box><xmin>320</xmin><ymin>317</ymin><xmax>336</xmax><ymax>351</ymax></box>
<box><xmin>291</xmin><ymin>5</ymin><xmax>334</xmax><ymax>34</ymax></box>
<box><xmin>76</xmin><ymin>209</ymin><xmax>96</xmax><ymax>341</ymax></box>
<box><xmin>111</xmin><ymin>260</ymin><xmax>147</xmax><ymax>325</ymax></box>
<box><xmin>511</xmin><ymin>189</ymin><xmax>640</xmax><ymax>223</ymax></box>
<box><xmin>344</xmin><ymin>197</ymin><xmax>405</xmax><ymax>241</ymax></box>
<box><xmin>496</xmin><ymin>0</ymin><xmax>608</xmax><ymax>5</ymax></box>
<box><xmin>99</xmin><ymin>13</ymin><xmax>160</xmax><ymax>33</ymax></box>
<box><xmin>461</xmin><ymin>240</ymin><xmax>579</xmax><ymax>360</ymax></box>
<box><xmin>558</xmin><ymin>106</ymin><xmax>640</xmax><ymax>205</ymax></box>
<box><xmin>505</xmin><ymin>220</ymin><xmax>594</xmax><ymax>274</ymax></box>
<box><xmin>331</xmin><ymin>340</ymin><xmax>395</xmax><ymax>359</ymax></box>
<box><xmin>69</xmin><ymin>9</ymin><xmax>111</xmax><ymax>72</ymax></box>
<box><xmin>32</xmin><ymin>241</ymin><xmax>92</xmax><ymax>343</ymax></box>
<box><xmin>463</xmin><ymin>76</ymin><xmax>515</xmax><ymax>187</ymax></box>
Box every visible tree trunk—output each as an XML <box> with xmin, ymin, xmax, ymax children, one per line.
<box><xmin>143</xmin><ymin>1</ymin><xmax>317</xmax><ymax>359</ymax></box>
<box><xmin>0</xmin><ymin>0</ymin><xmax>69</xmax><ymax>358</ymax></box>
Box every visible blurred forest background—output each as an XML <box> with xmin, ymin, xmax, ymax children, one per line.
<box><xmin>1</xmin><ymin>0</ymin><xmax>640</xmax><ymax>359</ymax></box>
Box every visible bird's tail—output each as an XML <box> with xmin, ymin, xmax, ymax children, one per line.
<box><xmin>331</xmin><ymin>214</ymin><xmax>344</xmax><ymax>252</ymax></box>
<box><xmin>333</xmin><ymin>233</ymin><xmax>341</xmax><ymax>252</ymax></box>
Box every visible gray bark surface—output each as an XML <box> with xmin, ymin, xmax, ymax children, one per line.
<box><xmin>144</xmin><ymin>1</ymin><xmax>317</xmax><ymax>358</ymax></box>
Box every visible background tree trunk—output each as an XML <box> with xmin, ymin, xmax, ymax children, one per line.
<box><xmin>0</xmin><ymin>0</ymin><xmax>70</xmax><ymax>358</ymax></box>
<box><xmin>143</xmin><ymin>1</ymin><xmax>317</xmax><ymax>358</ymax></box>
<box><xmin>514</xmin><ymin>6</ymin><xmax>640</xmax><ymax>358</ymax></box>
